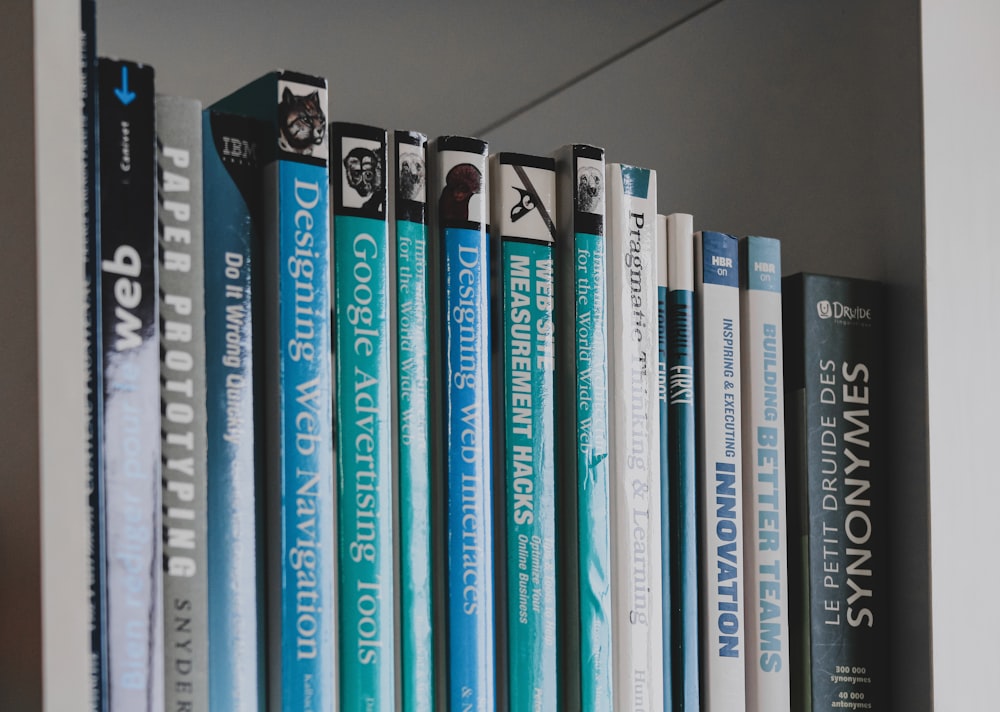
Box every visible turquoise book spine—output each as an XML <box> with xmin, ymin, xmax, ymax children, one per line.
<box><xmin>330</xmin><ymin>122</ymin><xmax>395</xmax><ymax>711</ymax></box>
<box><xmin>553</xmin><ymin>144</ymin><xmax>612</xmax><ymax>712</ymax></box>
<box><xmin>490</xmin><ymin>152</ymin><xmax>559</xmax><ymax>712</ymax></box>
<box><xmin>389</xmin><ymin>130</ymin><xmax>435</xmax><ymax>712</ymax></box>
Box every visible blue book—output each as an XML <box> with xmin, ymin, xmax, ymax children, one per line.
<box><xmin>429</xmin><ymin>136</ymin><xmax>495</xmax><ymax>712</ymax></box>
<box><xmin>656</xmin><ymin>215</ymin><xmax>673</xmax><ymax>712</ymax></box>
<box><xmin>666</xmin><ymin>214</ymin><xmax>699</xmax><ymax>712</ymax></box>
<box><xmin>329</xmin><ymin>122</ymin><xmax>395</xmax><ymax>710</ymax></box>
<box><xmin>489</xmin><ymin>152</ymin><xmax>559</xmax><ymax>712</ymax></box>
<box><xmin>96</xmin><ymin>57</ymin><xmax>163</xmax><ymax>711</ymax></box>
<box><xmin>553</xmin><ymin>144</ymin><xmax>612</xmax><ymax>712</ymax></box>
<box><xmin>213</xmin><ymin>72</ymin><xmax>334</xmax><ymax>712</ymax></box>
<box><xmin>203</xmin><ymin>109</ymin><xmax>268</xmax><ymax>712</ymax></box>
<box><xmin>389</xmin><ymin>130</ymin><xmax>435</xmax><ymax>712</ymax></box>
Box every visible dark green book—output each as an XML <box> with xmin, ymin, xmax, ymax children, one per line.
<box><xmin>783</xmin><ymin>274</ymin><xmax>888</xmax><ymax>712</ymax></box>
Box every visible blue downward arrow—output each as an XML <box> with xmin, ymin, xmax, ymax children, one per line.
<box><xmin>114</xmin><ymin>65</ymin><xmax>136</xmax><ymax>106</ymax></box>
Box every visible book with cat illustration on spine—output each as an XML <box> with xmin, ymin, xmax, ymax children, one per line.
<box><xmin>553</xmin><ymin>144</ymin><xmax>612</xmax><ymax>712</ymax></box>
<box><xmin>695</xmin><ymin>230</ymin><xmax>746</xmax><ymax>712</ymax></box>
<box><xmin>203</xmin><ymin>108</ymin><xmax>268</xmax><ymax>712</ymax></box>
<box><xmin>156</xmin><ymin>94</ymin><xmax>208</xmax><ymax>712</ymax></box>
<box><xmin>606</xmin><ymin>162</ymin><xmax>663</xmax><ymax>712</ymax></box>
<box><xmin>783</xmin><ymin>273</ymin><xmax>888</xmax><ymax>712</ymax></box>
<box><xmin>428</xmin><ymin>136</ymin><xmax>495</xmax><ymax>712</ymax></box>
<box><xmin>213</xmin><ymin>72</ymin><xmax>335</xmax><ymax>712</ymax></box>
<box><xmin>489</xmin><ymin>152</ymin><xmax>559</xmax><ymax>712</ymax></box>
<box><xmin>388</xmin><ymin>129</ymin><xmax>435</xmax><ymax>712</ymax></box>
<box><xmin>329</xmin><ymin>121</ymin><xmax>395</xmax><ymax>712</ymax></box>
<box><xmin>97</xmin><ymin>57</ymin><xmax>164</xmax><ymax>711</ymax></box>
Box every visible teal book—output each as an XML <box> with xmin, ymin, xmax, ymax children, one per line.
<box><xmin>666</xmin><ymin>214</ymin><xmax>699</xmax><ymax>712</ymax></box>
<box><xmin>428</xmin><ymin>136</ymin><xmax>495</xmax><ymax>712</ymax></box>
<box><xmin>156</xmin><ymin>94</ymin><xmax>208</xmax><ymax>712</ymax></box>
<box><xmin>330</xmin><ymin>122</ymin><xmax>395</xmax><ymax>711</ymax></box>
<box><xmin>213</xmin><ymin>72</ymin><xmax>334</xmax><ymax>712</ymax></box>
<box><xmin>388</xmin><ymin>130</ymin><xmax>435</xmax><ymax>712</ymax></box>
<box><xmin>553</xmin><ymin>144</ymin><xmax>612</xmax><ymax>712</ymax></box>
<box><xmin>489</xmin><ymin>152</ymin><xmax>559</xmax><ymax>712</ymax></box>
<box><xmin>203</xmin><ymin>109</ymin><xmax>268</xmax><ymax>711</ymax></box>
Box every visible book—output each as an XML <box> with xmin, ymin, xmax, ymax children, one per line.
<box><xmin>606</xmin><ymin>162</ymin><xmax>662</xmax><ymax>712</ymax></box>
<box><xmin>695</xmin><ymin>230</ymin><xmax>746</xmax><ymax>712</ymax></box>
<box><xmin>156</xmin><ymin>94</ymin><xmax>207</xmax><ymax>712</ymax></box>
<box><xmin>782</xmin><ymin>274</ymin><xmax>888</xmax><ymax>712</ymax></box>
<box><xmin>739</xmin><ymin>237</ymin><xmax>791</xmax><ymax>712</ymax></box>
<box><xmin>97</xmin><ymin>57</ymin><xmax>164</xmax><ymax>711</ymax></box>
<box><xmin>330</xmin><ymin>121</ymin><xmax>395</xmax><ymax>710</ymax></box>
<box><xmin>203</xmin><ymin>108</ymin><xmax>268</xmax><ymax>711</ymax></box>
<box><xmin>428</xmin><ymin>136</ymin><xmax>496</xmax><ymax>712</ymax></box>
<box><xmin>388</xmin><ymin>129</ymin><xmax>435</xmax><ymax>712</ymax></box>
<box><xmin>213</xmin><ymin>71</ymin><xmax>335</xmax><ymax>712</ymax></box>
<box><xmin>553</xmin><ymin>144</ymin><xmax>612</xmax><ymax>712</ymax></box>
<box><xmin>82</xmin><ymin>2</ymin><xmax>105</xmax><ymax>708</ymax></box>
<box><xmin>489</xmin><ymin>152</ymin><xmax>559</xmax><ymax>712</ymax></box>
<box><xmin>655</xmin><ymin>214</ymin><xmax>672</xmax><ymax>712</ymax></box>
<box><xmin>665</xmin><ymin>213</ymin><xmax>699</xmax><ymax>712</ymax></box>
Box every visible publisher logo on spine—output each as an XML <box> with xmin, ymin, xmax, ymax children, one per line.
<box><xmin>817</xmin><ymin>299</ymin><xmax>873</xmax><ymax>325</ymax></box>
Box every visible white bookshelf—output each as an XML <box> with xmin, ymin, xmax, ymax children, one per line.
<box><xmin>5</xmin><ymin>0</ymin><xmax>997</xmax><ymax>708</ymax></box>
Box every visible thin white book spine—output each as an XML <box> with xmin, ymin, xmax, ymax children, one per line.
<box><xmin>695</xmin><ymin>230</ymin><xmax>746</xmax><ymax>712</ymax></box>
<box><xmin>606</xmin><ymin>163</ymin><xmax>662</xmax><ymax>712</ymax></box>
<box><xmin>739</xmin><ymin>236</ymin><xmax>790</xmax><ymax>712</ymax></box>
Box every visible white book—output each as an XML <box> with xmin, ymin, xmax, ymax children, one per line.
<box><xmin>695</xmin><ymin>230</ymin><xmax>746</xmax><ymax>712</ymax></box>
<box><xmin>739</xmin><ymin>236</ymin><xmax>790</xmax><ymax>712</ymax></box>
<box><xmin>606</xmin><ymin>163</ymin><xmax>662</xmax><ymax>712</ymax></box>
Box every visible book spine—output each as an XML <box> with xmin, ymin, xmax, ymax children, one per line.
<box><xmin>655</xmin><ymin>215</ymin><xmax>672</xmax><ymax>712</ymax></box>
<box><xmin>430</xmin><ymin>136</ymin><xmax>495</xmax><ymax>712</ymax></box>
<box><xmin>553</xmin><ymin>144</ymin><xmax>612</xmax><ymax>712</ymax></box>
<box><xmin>330</xmin><ymin>122</ymin><xmax>395</xmax><ymax>711</ymax></box>
<box><xmin>82</xmin><ymin>1</ymin><xmax>106</xmax><ymax>708</ymax></box>
<box><xmin>666</xmin><ymin>214</ymin><xmax>699</xmax><ymax>712</ymax></box>
<box><xmin>271</xmin><ymin>85</ymin><xmax>334</xmax><ymax>712</ymax></box>
<box><xmin>606</xmin><ymin>163</ymin><xmax>662</xmax><ymax>712</ymax></box>
<box><xmin>695</xmin><ymin>230</ymin><xmax>746</xmax><ymax>712</ymax></box>
<box><xmin>203</xmin><ymin>110</ymin><xmax>267</xmax><ymax>712</ymax></box>
<box><xmin>490</xmin><ymin>153</ymin><xmax>559</xmax><ymax>712</ymax></box>
<box><xmin>97</xmin><ymin>58</ymin><xmax>163</xmax><ymax>712</ymax></box>
<box><xmin>739</xmin><ymin>237</ymin><xmax>791</xmax><ymax>712</ymax></box>
<box><xmin>212</xmin><ymin>72</ymin><xmax>334</xmax><ymax>711</ymax></box>
<box><xmin>783</xmin><ymin>274</ymin><xmax>888</xmax><ymax>712</ymax></box>
<box><xmin>156</xmin><ymin>95</ymin><xmax>207</xmax><ymax>712</ymax></box>
<box><xmin>389</xmin><ymin>130</ymin><xmax>435</xmax><ymax>712</ymax></box>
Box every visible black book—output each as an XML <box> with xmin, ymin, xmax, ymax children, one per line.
<box><xmin>783</xmin><ymin>273</ymin><xmax>889</xmax><ymax>711</ymax></box>
<box><xmin>96</xmin><ymin>57</ymin><xmax>163</xmax><ymax>710</ymax></box>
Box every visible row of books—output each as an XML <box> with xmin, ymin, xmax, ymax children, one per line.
<box><xmin>84</xmin><ymin>55</ymin><xmax>889</xmax><ymax>712</ymax></box>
